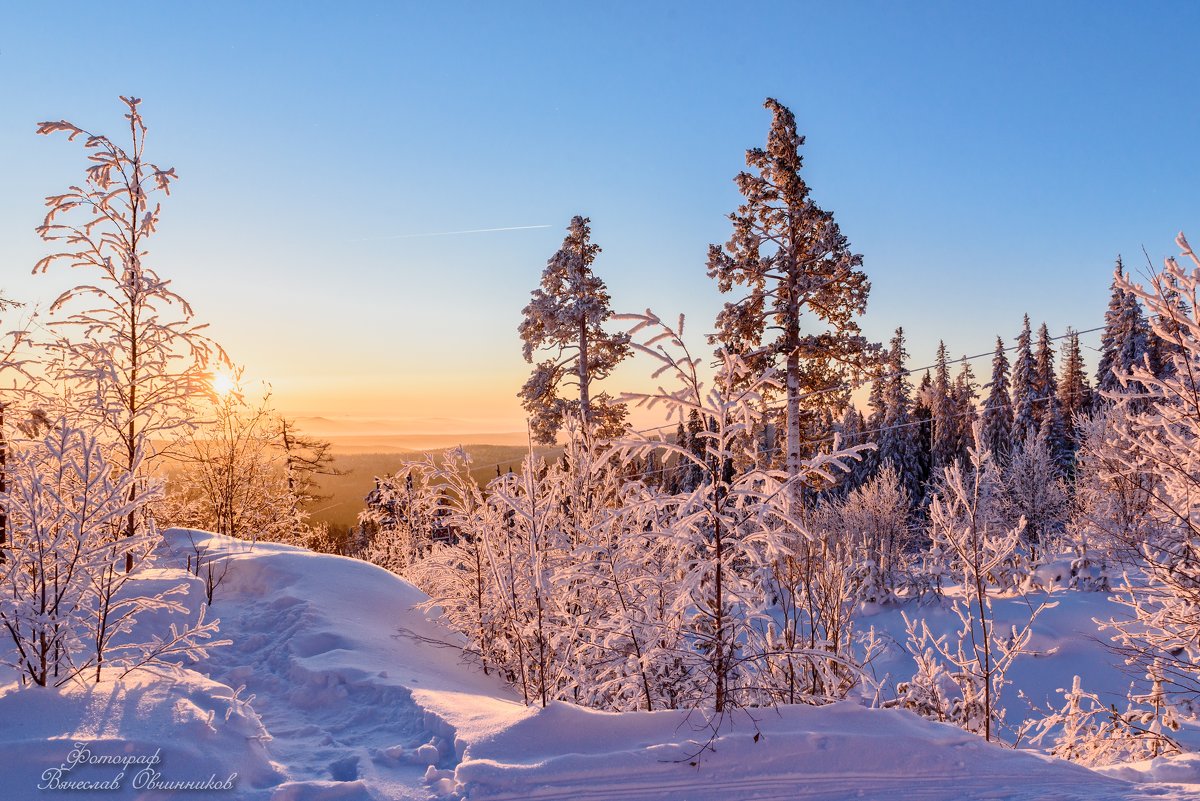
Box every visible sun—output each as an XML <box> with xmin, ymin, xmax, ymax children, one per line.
<box><xmin>211</xmin><ymin>370</ymin><xmax>237</xmax><ymax>397</ymax></box>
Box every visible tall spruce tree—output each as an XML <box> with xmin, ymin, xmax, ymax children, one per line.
<box><xmin>953</xmin><ymin>357</ymin><xmax>979</xmax><ymax>462</ymax></box>
<box><xmin>833</xmin><ymin>404</ymin><xmax>870</xmax><ymax>495</ymax></box>
<box><xmin>1011</xmin><ymin>315</ymin><xmax>1038</xmax><ymax>446</ymax></box>
<box><xmin>929</xmin><ymin>341</ymin><xmax>957</xmax><ymax>478</ymax></box>
<box><xmin>980</xmin><ymin>336</ymin><xmax>1013</xmax><ymax>460</ymax></box>
<box><xmin>1096</xmin><ymin>258</ymin><xmax>1150</xmax><ymax>397</ymax></box>
<box><xmin>874</xmin><ymin>328</ymin><xmax>922</xmax><ymax>502</ymax></box>
<box><xmin>1057</xmin><ymin>328</ymin><xmax>1092</xmax><ymax>456</ymax></box>
<box><xmin>911</xmin><ymin>370</ymin><xmax>934</xmax><ymax>500</ymax></box>
<box><xmin>707</xmin><ymin>98</ymin><xmax>874</xmax><ymax>486</ymax></box>
<box><xmin>519</xmin><ymin>216</ymin><xmax>631</xmax><ymax>444</ymax></box>
<box><xmin>1033</xmin><ymin>323</ymin><xmax>1069</xmax><ymax>467</ymax></box>
<box><xmin>1032</xmin><ymin>323</ymin><xmax>1059</xmax><ymax>425</ymax></box>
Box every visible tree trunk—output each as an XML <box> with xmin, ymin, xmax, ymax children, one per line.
<box><xmin>578</xmin><ymin>317</ymin><xmax>590</xmax><ymax>431</ymax></box>
<box><xmin>0</xmin><ymin>402</ymin><xmax>6</xmax><ymax>564</ymax></box>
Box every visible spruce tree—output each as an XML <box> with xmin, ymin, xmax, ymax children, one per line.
<box><xmin>929</xmin><ymin>341</ymin><xmax>957</xmax><ymax>478</ymax></box>
<box><xmin>980</xmin><ymin>336</ymin><xmax>1013</xmax><ymax>461</ymax></box>
<box><xmin>1057</xmin><ymin>329</ymin><xmax>1092</xmax><ymax>455</ymax></box>
<box><xmin>911</xmin><ymin>370</ymin><xmax>934</xmax><ymax>502</ymax></box>
<box><xmin>834</xmin><ymin>405</ymin><xmax>870</xmax><ymax>495</ymax></box>
<box><xmin>1011</xmin><ymin>315</ymin><xmax>1038</xmax><ymax>446</ymax></box>
<box><xmin>518</xmin><ymin>216</ymin><xmax>631</xmax><ymax>444</ymax></box>
<box><xmin>1032</xmin><ymin>323</ymin><xmax>1057</xmax><ymax>426</ymax></box>
<box><xmin>708</xmin><ymin>98</ymin><xmax>874</xmax><ymax>486</ymax></box>
<box><xmin>1032</xmin><ymin>322</ymin><xmax>1069</xmax><ymax>467</ymax></box>
<box><xmin>953</xmin><ymin>357</ymin><xmax>979</xmax><ymax>462</ymax></box>
<box><xmin>1096</xmin><ymin>258</ymin><xmax>1150</xmax><ymax>397</ymax></box>
<box><xmin>875</xmin><ymin>328</ymin><xmax>922</xmax><ymax>503</ymax></box>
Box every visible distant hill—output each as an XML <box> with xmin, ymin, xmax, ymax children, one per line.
<box><xmin>305</xmin><ymin>443</ymin><xmax>561</xmax><ymax>532</ymax></box>
<box><xmin>290</xmin><ymin>416</ymin><xmax>530</xmax><ymax>452</ymax></box>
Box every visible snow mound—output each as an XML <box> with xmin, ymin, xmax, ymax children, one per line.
<box><xmin>0</xmin><ymin>667</ymin><xmax>283</xmax><ymax>799</ymax></box>
<box><xmin>453</xmin><ymin>700</ymin><xmax>1160</xmax><ymax>801</ymax></box>
<box><xmin>2</xmin><ymin>528</ymin><xmax>1192</xmax><ymax>801</ymax></box>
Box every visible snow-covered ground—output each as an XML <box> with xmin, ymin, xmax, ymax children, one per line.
<box><xmin>0</xmin><ymin>529</ymin><xmax>1197</xmax><ymax>800</ymax></box>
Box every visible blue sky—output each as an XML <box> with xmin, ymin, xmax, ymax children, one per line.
<box><xmin>2</xmin><ymin>2</ymin><xmax>1198</xmax><ymax>427</ymax></box>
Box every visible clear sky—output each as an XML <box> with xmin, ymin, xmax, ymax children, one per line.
<box><xmin>2</xmin><ymin>2</ymin><xmax>1198</xmax><ymax>432</ymax></box>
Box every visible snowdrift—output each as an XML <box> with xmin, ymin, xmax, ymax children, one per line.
<box><xmin>0</xmin><ymin>528</ymin><xmax>1194</xmax><ymax>800</ymax></box>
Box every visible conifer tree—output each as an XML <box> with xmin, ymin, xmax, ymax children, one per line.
<box><xmin>519</xmin><ymin>216</ymin><xmax>630</xmax><ymax>444</ymax></box>
<box><xmin>1033</xmin><ymin>323</ymin><xmax>1069</xmax><ymax>467</ymax></box>
<box><xmin>277</xmin><ymin>417</ymin><xmax>343</xmax><ymax>537</ymax></box>
<box><xmin>980</xmin><ymin>337</ymin><xmax>1013</xmax><ymax>461</ymax></box>
<box><xmin>833</xmin><ymin>405</ymin><xmax>870</xmax><ymax>495</ymax></box>
<box><xmin>929</xmin><ymin>341</ymin><xmax>957</xmax><ymax>478</ymax></box>
<box><xmin>707</xmin><ymin>98</ymin><xmax>874</xmax><ymax>486</ymax></box>
<box><xmin>1058</xmin><ymin>329</ymin><xmax>1092</xmax><ymax>456</ymax></box>
<box><xmin>911</xmin><ymin>370</ymin><xmax>934</xmax><ymax>500</ymax></box>
<box><xmin>874</xmin><ymin>329</ymin><xmax>922</xmax><ymax>502</ymax></box>
<box><xmin>1096</xmin><ymin>258</ymin><xmax>1150</xmax><ymax>396</ymax></box>
<box><xmin>1033</xmin><ymin>323</ymin><xmax>1058</xmax><ymax>426</ymax></box>
<box><xmin>1011</xmin><ymin>315</ymin><xmax>1037</xmax><ymax>447</ymax></box>
<box><xmin>953</xmin><ymin>357</ymin><xmax>979</xmax><ymax>462</ymax></box>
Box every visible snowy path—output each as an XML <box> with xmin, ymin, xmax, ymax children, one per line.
<box><xmin>173</xmin><ymin>531</ymin><xmax>524</xmax><ymax>801</ymax></box>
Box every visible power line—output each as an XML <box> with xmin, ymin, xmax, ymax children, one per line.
<box><xmin>443</xmin><ymin>323</ymin><xmax>1106</xmax><ymax>479</ymax></box>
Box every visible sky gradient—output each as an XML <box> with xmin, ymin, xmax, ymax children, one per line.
<box><xmin>2</xmin><ymin>2</ymin><xmax>1198</xmax><ymax>433</ymax></box>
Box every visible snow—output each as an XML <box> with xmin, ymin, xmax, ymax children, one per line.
<box><xmin>0</xmin><ymin>528</ymin><xmax>1197</xmax><ymax>800</ymax></box>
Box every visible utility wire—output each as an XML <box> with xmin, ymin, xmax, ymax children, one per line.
<box><xmin>447</xmin><ymin>323</ymin><xmax>1105</xmax><ymax>477</ymax></box>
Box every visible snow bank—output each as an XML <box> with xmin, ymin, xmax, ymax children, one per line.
<box><xmin>452</xmin><ymin>700</ymin><xmax>1150</xmax><ymax>801</ymax></box>
<box><xmin>0</xmin><ymin>667</ymin><xmax>282</xmax><ymax>799</ymax></box>
<box><xmin>1</xmin><ymin>528</ymin><xmax>1193</xmax><ymax>801</ymax></box>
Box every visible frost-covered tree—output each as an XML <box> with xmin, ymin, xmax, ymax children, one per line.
<box><xmin>617</xmin><ymin>310</ymin><xmax>869</xmax><ymax>711</ymax></box>
<box><xmin>1032</xmin><ymin>324</ymin><xmax>1057</xmax><ymax>425</ymax></box>
<box><xmin>952</xmin><ymin>356</ymin><xmax>979</xmax><ymax>464</ymax></box>
<box><xmin>979</xmin><ymin>337</ymin><xmax>1013</xmax><ymax>461</ymax></box>
<box><xmin>360</xmin><ymin>456</ymin><xmax>443</xmax><ymax>574</ymax></box>
<box><xmin>707</xmin><ymin>98</ymin><xmax>874</xmax><ymax>486</ymax></box>
<box><xmin>830</xmin><ymin>464</ymin><xmax>914</xmax><ymax>602</ymax></box>
<box><xmin>1096</xmin><ymin>258</ymin><xmax>1150</xmax><ymax>397</ymax></box>
<box><xmin>1057</xmin><ymin>328</ymin><xmax>1093</xmax><ymax>459</ymax></box>
<box><xmin>910</xmin><ymin>370</ymin><xmax>935</xmax><ymax>500</ymax></box>
<box><xmin>1098</xmin><ymin>233</ymin><xmax>1200</xmax><ymax>704</ymax></box>
<box><xmin>908</xmin><ymin>421</ymin><xmax>1043</xmax><ymax>742</ymax></box>
<box><xmin>1033</xmin><ymin>323</ymin><xmax>1069</xmax><ymax>469</ymax></box>
<box><xmin>928</xmin><ymin>341</ymin><xmax>957</xmax><ymax>479</ymax></box>
<box><xmin>999</xmin><ymin>428</ymin><xmax>1069</xmax><ymax>562</ymax></box>
<box><xmin>0</xmin><ymin>294</ymin><xmax>32</xmax><ymax>556</ymax></box>
<box><xmin>162</xmin><ymin>388</ymin><xmax>301</xmax><ymax>544</ymax></box>
<box><xmin>1066</xmin><ymin>406</ymin><xmax>1151</xmax><ymax>589</ymax></box>
<box><xmin>1146</xmin><ymin>281</ymin><xmax>1190</xmax><ymax>381</ymax></box>
<box><xmin>832</xmin><ymin>405</ymin><xmax>871</xmax><ymax>495</ymax></box>
<box><xmin>1010</xmin><ymin>315</ymin><xmax>1037</xmax><ymax>447</ymax></box>
<box><xmin>35</xmin><ymin>97</ymin><xmax>225</xmax><ymax>560</ymax></box>
<box><xmin>870</xmin><ymin>329</ymin><xmax>922</xmax><ymax>502</ymax></box>
<box><xmin>518</xmin><ymin>216</ymin><xmax>630</xmax><ymax>444</ymax></box>
<box><xmin>0</xmin><ymin>421</ymin><xmax>225</xmax><ymax>686</ymax></box>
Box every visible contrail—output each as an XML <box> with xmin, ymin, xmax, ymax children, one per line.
<box><xmin>350</xmin><ymin>224</ymin><xmax>552</xmax><ymax>242</ymax></box>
